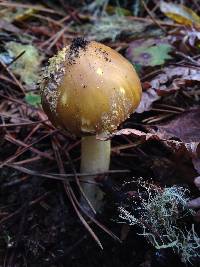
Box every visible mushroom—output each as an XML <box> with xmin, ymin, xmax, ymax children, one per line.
<box><xmin>40</xmin><ymin>37</ymin><xmax>142</xmax><ymax>213</ymax></box>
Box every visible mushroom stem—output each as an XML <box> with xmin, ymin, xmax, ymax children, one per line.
<box><xmin>80</xmin><ymin>135</ymin><xmax>111</xmax><ymax>212</ymax></box>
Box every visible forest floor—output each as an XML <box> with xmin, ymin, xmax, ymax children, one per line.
<box><xmin>0</xmin><ymin>1</ymin><xmax>200</xmax><ymax>266</ymax></box>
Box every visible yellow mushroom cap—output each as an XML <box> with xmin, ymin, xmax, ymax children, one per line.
<box><xmin>40</xmin><ymin>38</ymin><xmax>142</xmax><ymax>136</ymax></box>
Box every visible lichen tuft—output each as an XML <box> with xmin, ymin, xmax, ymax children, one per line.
<box><xmin>119</xmin><ymin>180</ymin><xmax>200</xmax><ymax>264</ymax></box>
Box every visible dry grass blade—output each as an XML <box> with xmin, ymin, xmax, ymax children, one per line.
<box><xmin>4</xmin><ymin>163</ymin><xmax>130</xmax><ymax>182</ymax></box>
<box><xmin>52</xmin><ymin>139</ymin><xmax>121</xmax><ymax>243</ymax></box>
<box><xmin>141</xmin><ymin>0</ymin><xmax>167</xmax><ymax>33</ymax></box>
<box><xmin>1</xmin><ymin>131</ymin><xmax>55</xmax><ymax>167</ymax></box>
<box><xmin>0</xmin><ymin>1</ymin><xmax>61</xmax><ymax>14</ymax></box>
<box><xmin>0</xmin><ymin>61</ymin><xmax>25</xmax><ymax>94</ymax></box>
<box><xmin>69</xmin><ymin>186</ymin><xmax>121</xmax><ymax>242</ymax></box>
<box><xmin>64</xmin><ymin>183</ymin><xmax>103</xmax><ymax>249</ymax></box>
<box><xmin>6</xmin><ymin>51</ymin><xmax>26</xmax><ymax>68</ymax></box>
<box><xmin>4</xmin><ymin>163</ymin><xmax>69</xmax><ymax>181</ymax></box>
<box><xmin>4</xmin><ymin>134</ymin><xmax>54</xmax><ymax>160</ymax></box>
<box><xmin>62</xmin><ymin>140</ymin><xmax>97</xmax><ymax>215</ymax></box>
<box><xmin>0</xmin><ymin>120</ymin><xmax>47</xmax><ymax>128</ymax></box>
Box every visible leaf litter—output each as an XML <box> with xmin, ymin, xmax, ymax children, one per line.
<box><xmin>0</xmin><ymin>0</ymin><xmax>200</xmax><ymax>266</ymax></box>
<box><xmin>126</xmin><ymin>38</ymin><xmax>173</xmax><ymax>67</ymax></box>
<box><xmin>136</xmin><ymin>64</ymin><xmax>200</xmax><ymax>113</ymax></box>
<box><xmin>160</xmin><ymin>1</ymin><xmax>200</xmax><ymax>26</ymax></box>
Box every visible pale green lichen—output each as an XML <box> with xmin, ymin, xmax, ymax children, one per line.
<box><xmin>6</xmin><ymin>42</ymin><xmax>42</xmax><ymax>86</ymax></box>
<box><xmin>119</xmin><ymin>180</ymin><xmax>200</xmax><ymax>264</ymax></box>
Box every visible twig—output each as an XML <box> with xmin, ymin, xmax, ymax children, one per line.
<box><xmin>141</xmin><ymin>0</ymin><xmax>167</xmax><ymax>34</ymax></box>
<box><xmin>1</xmin><ymin>130</ymin><xmax>55</xmax><ymax>167</ymax></box>
<box><xmin>51</xmin><ymin>139</ymin><xmax>103</xmax><ymax>249</ymax></box>
<box><xmin>4</xmin><ymin>163</ymin><xmax>130</xmax><ymax>179</ymax></box>
<box><xmin>6</xmin><ymin>50</ymin><xmax>26</xmax><ymax>68</ymax></box>
<box><xmin>0</xmin><ymin>120</ymin><xmax>47</xmax><ymax>128</ymax></box>
<box><xmin>150</xmin><ymin>108</ymin><xmax>181</xmax><ymax>114</ymax></box>
<box><xmin>0</xmin><ymin>61</ymin><xmax>26</xmax><ymax>94</ymax></box>
<box><xmin>128</xmin><ymin>15</ymin><xmax>182</xmax><ymax>27</ymax></box>
<box><xmin>47</xmin><ymin>27</ymin><xmax>67</xmax><ymax>50</ymax></box>
<box><xmin>4</xmin><ymin>134</ymin><xmax>54</xmax><ymax>161</ymax></box>
<box><xmin>32</xmin><ymin>14</ymin><xmax>64</xmax><ymax>26</ymax></box>
<box><xmin>175</xmin><ymin>51</ymin><xmax>200</xmax><ymax>67</ymax></box>
<box><xmin>60</xmin><ymin>138</ymin><xmax>97</xmax><ymax>214</ymax></box>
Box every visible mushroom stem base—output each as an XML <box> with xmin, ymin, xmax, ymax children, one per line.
<box><xmin>80</xmin><ymin>135</ymin><xmax>111</xmax><ymax>213</ymax></box>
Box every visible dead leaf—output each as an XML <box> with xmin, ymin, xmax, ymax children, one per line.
<box><xmin>151</xmin><ymin>108</ymin><xmax>200</xmax><ymax>174</ymax></box>
<box><xmin>153</xmin><ymin>108</ymin><xmax>200</xmax><ymax>142</ymax></box>
<box><xmin>136</xmin><ymin>88</ymin><xmax>160</xmax><ymax>113</ymax></box>
<box><xmin>100</xmin><ymin>108</ymin><xmax>200</xmax><ymax>175</ymax></box>
<box><xmin>0</xmin><ymin>20</ymin><xmax>21</xmax><ymax>33</ymax></box>
<box><xmin>187</xmin><ymin>197</ymin><xmax>200</xmax><ymax>209</ymax></box>
<box><xmin>126</xmin><ymin>38</ymin><xmax>173</xmax><ymax>67</ymax></box>
<box><xmin>98</xmin><ymin>128</ymin><xmax>156</xmax><ymax>141</ymax></box>
<box><xmin>169</xmin><ymin>26</ymin><xmax>200</xmax><ymax>53</ymax></box>
<box><xmin>136</xmin><ymin>65</ymin><xmax>200</xmax><ymax>113</ymax></box>
<box><xmin>160</xmin><ymin>2</ymin><xmax>200</xmax><ymax>26</ymax></box>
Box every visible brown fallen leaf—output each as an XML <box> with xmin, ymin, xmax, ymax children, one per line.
<box><xmin>98</xmin><ymin>128</ymin><xmax>156</xmax><ymax>141</ymax></box>
<box><xmin>187</xmin><ymin>197</ymin><xmax>200</xmax><ymax>209</ymax></box>
<box><xmin>99</xmin><ymin>108</ymin><xmax>200</xmax><ymax>176</ymax></box>
<box><xmin>153</xmin><ymin>108</ymin><xmax>200</xmax><ymax>142</ymax></box>
<box><xmin>151</xmin><ymin>108</ymin><xmax>200</xmax><ymax>174</ymax></box>
<box><xmin>137</xmin><ymin>66</ymin><xmax>200</xmax><ymax>113</ymax></box>
<box><xmin>194</xmin><ymin>176</ymin><xmax>200</xmax><ymax>188</ymax></box>
<box><xmin>136</xmin><ymin>88</ymin><xmax>160</xmax><ymax>114</ymax></box>
<box><xmin>169</xmin><ymin>26</ymin><xmax>200</xmax><ymax>51</ymax></box>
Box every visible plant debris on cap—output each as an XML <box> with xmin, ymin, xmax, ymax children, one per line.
<box><xmin>40</xmin><ymin>46</ymin><xmax>68</xmax><ymax>114</ymax></box>
<box><xmin>68</xmin><ymin>37</ymin><xmax>89</xmax><ymax>65</ymax></box>
<box><xmin>40</xmin><ymin>38</ymin><xmax>90</xmax><ymax>114</ymax></box>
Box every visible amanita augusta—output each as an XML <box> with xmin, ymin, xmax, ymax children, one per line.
<box><xmin>40</xmin><ymin>38</ymin><xmax>142</xmax><ymax>212</ymax></box>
